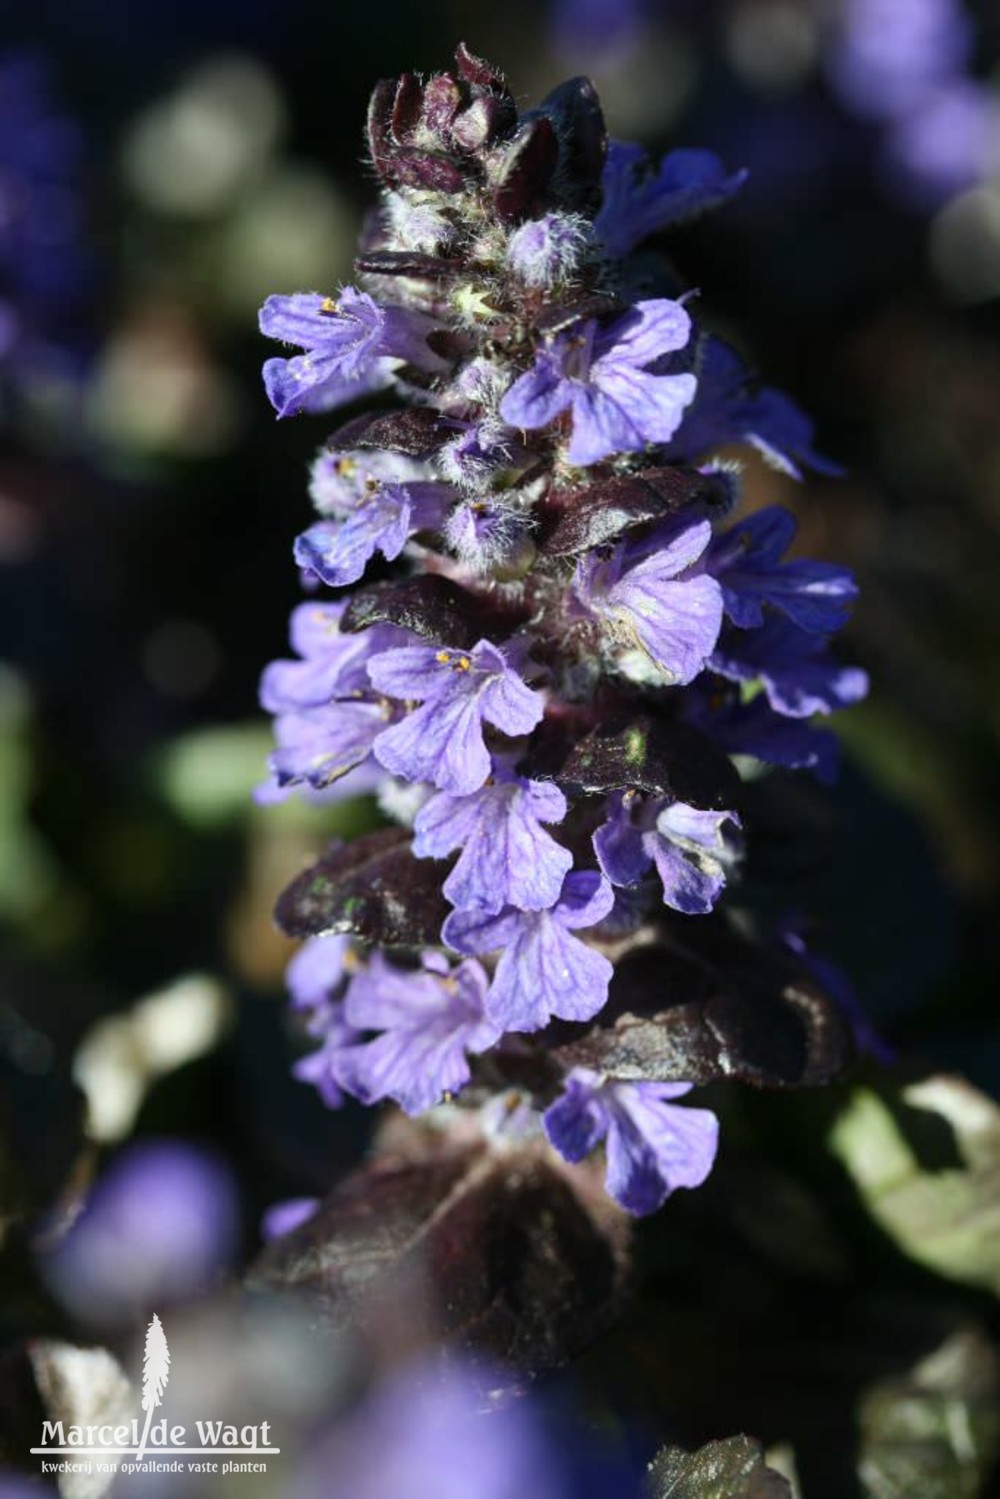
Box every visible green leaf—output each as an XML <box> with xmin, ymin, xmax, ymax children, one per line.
<box><xmin>829</xmin><ymin>1075</ymin><xmax>1000</xmax><ymax>1294</ymax></box>
<box><xmin>858</xmin><ymin>1327</ymin><xmax>1000</xmax><ymax>1499</ymax></box>
<box><xmin>647</xmin><ymin>1435</ymin><xmax>792</xmax><ymax>1499</ymax></box>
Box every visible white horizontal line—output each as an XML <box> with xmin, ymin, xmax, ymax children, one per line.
<box><xmin>31</xmin><ymin>1449</ymin><xmax>280</xmax><ymax>1456</ymax></box>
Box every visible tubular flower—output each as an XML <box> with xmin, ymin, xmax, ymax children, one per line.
<box><xmin>257</xmin><ymin>46</ymin><xmax>868</xmax><ymax>1217</ymax></box>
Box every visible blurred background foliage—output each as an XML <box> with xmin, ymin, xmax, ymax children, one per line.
<box><xmin>4</xmin><ymin>1</ymin><xmax>1000</xmax><ymax>1494</ymax></box>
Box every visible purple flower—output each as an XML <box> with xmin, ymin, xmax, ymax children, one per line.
<box><xmin>286</xmin><ymin>932</ymin><xmax>352</xmax><ymax>1011</ymax></box>
<box><xmin>443</xmin><ymin>871</ymin><xmax>614</xmax><ymax>1032</ymax></box>
<box><xmin>684</xmin><ymin>687</ymin><xmax>839</xmax><ymax>783</ymax></box>
<box><xmin>781</xmin><ymin>926</ymin><xmax>894</xmax><ymax>1065</ymax></box>
<box><xmin>543</xmin><ymin>1069</ymin><xmax>719</xmax><ymax>1215</ymax></box>
<box><xmin>499</xmin><ymin>300</ymin><xmax>697</xmax><ymax>467</ymax></box>
<box><xmin>438</xmin><ymin>422</ymin><xmax>516</xmax><ymax>492</ymax></box>
<box><xmin>507</xmin><ymin>212</ymin><xmax>592</xmax><ymax>288</ymax></box>
<box><xmin>309</xmin><ymin>446</ymin><xmax>434</xmax><ymax>516</ymax></box>
<box><xmin>334</xmin><ymin>953</ymin><xmax>501</xmax><ymax>1115</ymax></box>
<box><xmin>443</xmin><ymin>494</ymin><xmax>531</xmax><ymax>570</ymax></box>
<box><xmin>595</xmin><ymin>141</ymin><xmax>747</xmax><ymax>259</ymax></box>
<box><xmin>294</xmin><ymin>1357</ymin><xmax>570</xmax><ymax>1499</ymax></box>
<box><xmin>594</xmin><ymin>791</ymin><xmax>739</xmax><ymax>915</ymax></box>
<box><xmin>260</xmin><ymin>607</ymin><xmax>414</xmax><ymax>796</ymax></box>
<box><xmin>711</xmin><ymin>618</ymin><xmax>869</xmax><ymax>718</ymax></box>
<box><xmin>574</xmin><ymin>518</ymin><xmax>723</xmax><ymax>685</ymax></box>
<box><xmin>413</xmin><ymin>761</ymin><xmax>573</xmax><ymax>914</ymax></box>
<box><xmin>260</xmin><ymin>286</ymin><xmax>444</xmax><ymax>418</ymax></box>
<box><xmin>41</xmin><ymin>1141</ymin><xmax>239</xmax><ymax>1325</ymax></box>
<box><xmin>261</xmin><ymin>603</ymin><xmax>405</xmax><ymax>714</ymax></box>
<box><xmin>668</xmin><ymin>338</ymin><xmax>839</xmax><ymax>479</ymax></box>
<box><xmin>368</xmin><ymin>639</ymin><xmax>545</xmax><ymax>795</ymax></box>
<box><xmin>267</xmin><ymin>699</ymin><xmax>390</xmax><ymax>792</ymax></box>
<box><xmin>294</xmin><ymin>482</ymin><xmax>452</xmax><ymax>588</ymax></box>
<box><xmin>253</xmin><ymin>52</ymin><xmax>871</xmax><ymax>1216</ymax></box>
<box><xmin>293</xmin><ymin>1000</ymin><xmax>358</xmax><ymax>1108</ymax></box>
<box><xmin>707</xmin><ymin>505</ymin><xmax>859</xmax><ymax>634</ymax></box>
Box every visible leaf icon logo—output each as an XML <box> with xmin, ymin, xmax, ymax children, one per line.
<box><xmin>137</xmin><ymin>1315</ymin><xmax>170</xmax><ymax>1461</ymax></box>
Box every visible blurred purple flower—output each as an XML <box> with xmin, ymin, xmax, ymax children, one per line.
<box><xmin>286</xmin><ymin>932</ymin><xmax>351</xmax><ymax>1011</ymax></box>
<box><xmin>828</xmin><ymin>0</ymin><xmax>972</xmax><ymax>122</ymax></box>
<box><xmin>706</xmin><ymin>505</ymin><xmax>858</xmax><ymax>633</ymax></box>
<box><xmin>596</xmin><ymin>142</ymin><xmax>746</xmax><ymax>259</ymax></box>
<box><xmin>293</xmin><ymin>1001</ymin><xmax>357</xmax><ymax>1108</ymax></box>
<box><xmin>265</xmin><ymin>698</ymin><xmax>390</xmax><ymax>794</ymax></box>
<box><xmin>261</xmin><ymin>1197</ymin><xmax>320</xmax><ymax>1242</ymax></box>
<box><xmin>710</xmin><ymin>617</ymin><xmax>869</xmax><ymax>718</ymax></box>
<box><xmin>668</xmin><ymin>338</ymin><xmax>839</xmax><ymax>479</ymax></box>
<box><xmin>683</xmin><ymin>685</ymin><xmax>840</xmax><ymax>783</ymax></box>
<box><xmin>41</xmin><ymin>1141</ymin><xmax>239</xmax><ymax>1325</ymax></box>
<box><xmin>0</xmin><ymin>53</ymin><xmax>90</xmax><ymax>405</ymax></box>
<box><xmin>294</xmin><ymin>1358</ymin><xmax>571</xmax><ymax>1499</ymax></box>
<box><xmin>886</xmin><ymin>79</ymin><xmax>998</xmax><ymax>208</ymax></box>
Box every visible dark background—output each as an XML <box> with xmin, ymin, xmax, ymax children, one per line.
<box><xmin>3</xmin><ymin>2</ymin><xmax>1000</xmax><ymax>1491</ymax></box>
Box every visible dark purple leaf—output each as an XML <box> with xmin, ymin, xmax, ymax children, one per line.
<box><xmin>341</xmin><ymin>575</ymin><xmax>482</xmax><ymax>646</ymax></box>
<box><xmin>453</xmin><ymin>42</ymin><xmax>513</xmax><ymax>101</ymax></box>
<box><xmin>490</xmin><ymin>118</ymin><xmax>559</xmax><ymax>221</ymax></box>
<box><xmin>533</xmin><ymin>76</ymin><xmax>607</xmax><ymax>212</ymax></box>
<box><xmin>354</xmin><ymin>251</ymin><xmax>465</xmax><ymax>280</ymax></box>
<box><xmin>274</xmin><ymin>828</ymin><xmax>451</xmax><ymax>946</ymax></box>
<box><xmin>542</xmin><ymin>467</ymin><xmax>731</xmax><ymax>556</ymax></box>
<box><xmin>535</xmin><ymin>292</ymin><xmax>620</xmax><ymax>336</ymax></box>
<box><xmin>420</xmin><ymin>74</ymin><xmax>462</xmax><ymax>139</ymax></box>
<box><xmin>321</xmin><ymin>412</ymin><xmax>386</xmax><ymax>452</ymax></box>
<box><xmin>390</xmin><ymin>73</ymin><xmax>424</xmax><ymax>143</ymax></box>
<box><xmin>383</xmin><ymin>148</ymin><xmax>466</xmax><ymax>194</ymax></box>
<box><xmin>248</xmin><ymin>1121</ymin><xmax>629</xmax><ymax>1368</ymax></box>
<box><xmin>366</xmin><ymin>78</ymin><xmax>396</xmax><ymax>174</ymax></box>
<box><xmin>552</xmin><ymin>920</ymin><xmax>854</xmax><ymax>1087</ymax></box>
<box><xmin>559</xmin><ymin>715</ymin><xmax>743</xmax><ymax>811</ymax></box>
<box><xmin>348</xmin><ymin>407</ymin><xmax>454</xmax><ymax>456</ymax></box>
<box><xmin>426</xmin><ymin>327</ymin><xmax>475</xmax><ymax>363</ymax></box>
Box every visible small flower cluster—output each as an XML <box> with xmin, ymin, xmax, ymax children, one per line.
<box><xmin>258</xmin><ymin>47</ymin><xmax>865</xmax><ymax>1217</ymax></box>
<box><xmin>828</xmin><ymin>0</ymin><xmax>1000</xmax><ymax>207</ymax></box>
